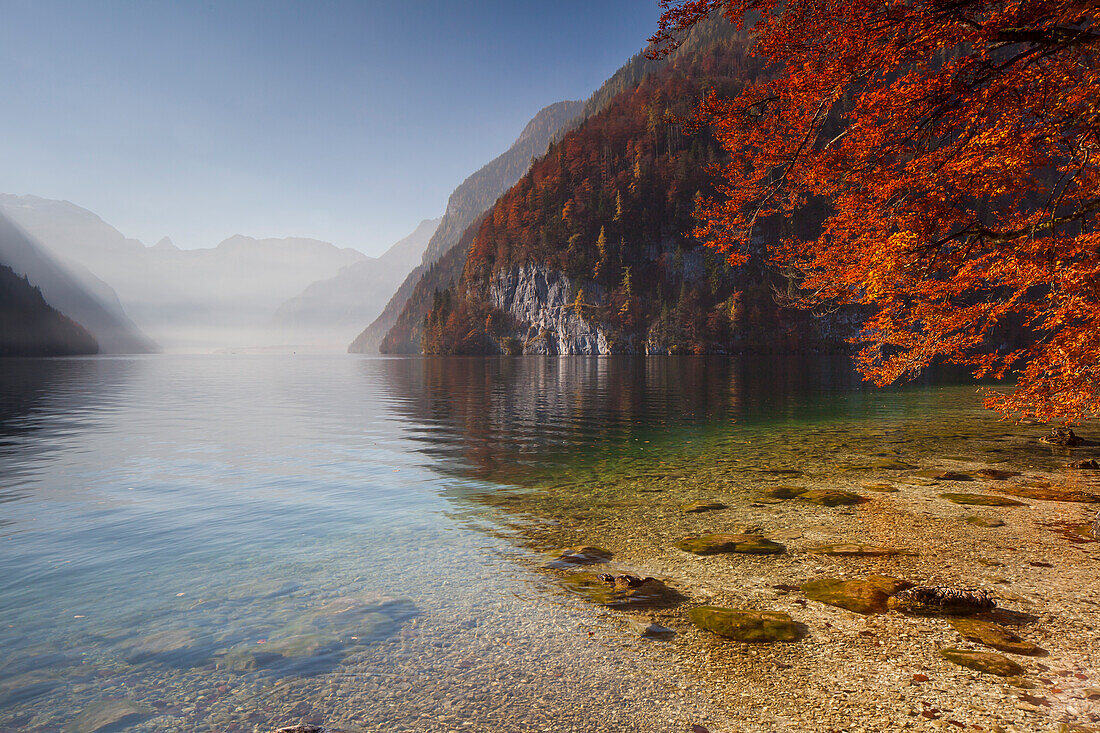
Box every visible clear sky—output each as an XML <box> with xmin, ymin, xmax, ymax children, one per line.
<box><xmin>0</xmin><ymin>0</ymin><xmax>664</xmax><ymax>255</ymax></box>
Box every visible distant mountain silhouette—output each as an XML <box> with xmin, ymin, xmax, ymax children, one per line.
<box><xmin>0</xmin><ymin>195</ymin><xmax>365</xmax><ymax>351</ymax></box>
<box><xmin>0</xmin><ymin>264</ymin><xmax>98</xmax><ymax>357</ymax></box>
<box><xmin>0</xmin><ymin>211</ymin><xmax>155</xmax><ymax>353</ymax></box>
<box><xmin>271</xmin><ymin>218</ymin><xmax>440</xmax><ymax>349</ymax></box>
<box><xmin>348</xmin><ymin>100</ymin><xmax>584</xmax><ymax>354</ymax></box>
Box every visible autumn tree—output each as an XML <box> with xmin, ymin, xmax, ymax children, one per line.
<box><xmin>653</xmin><ymin>0</ymin><xmax>1100</xmax><ymax>421</ymax></box>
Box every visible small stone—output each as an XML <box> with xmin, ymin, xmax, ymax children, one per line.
<box><xmin>917</xmin><ymin>469</ymin><xmax>974</xmax><ymax>481</ymax></box>
<box><xmin>797</xmin><ymin>489</ymin><xmax>865</xmax><ymax>507</ymax></box>
<box><xmin>674</xmin><ymin>534</ymin><xmax>786</xmax><ymax>555</ymax></box>
<box><xmin>975</xmin><ymin>468</ymin><xmax>1021</xmax><ymax>480</ymax></box>
<box><xmin>681</xmin><ymin>501</ymin><xmax>728</xmax><ymax>513</ymax></box>
<box><xmin>625</xmin><ymin>618</ymin><xmax>675</xmax><ymax>638</ymax></box>
<box><xmin>545</xmin><ymin>546</ymin><xmax>613</xmax><ymax>568</ymax></box>
<box><xmin>1067</xmin><ymin>459</ymin><xmax>1100</xmax><ymax>469</ymax></box>
<box><xmin>964</xmin><ymin>516</ymin><xmax>1006</xmax><ymax>527</ymax></box>
<box><xmin>807</xmin><ymin>544</ymin><xmax>910</xmax><ymax>557</ymax></box>
<box><xmin>801</xmin><ymin>575</ymin><xmax>913</xmax><ymax>614</ymax></box>
<box><xmin>757</xmin><ymin>486</ymin><xmax>804</xmax><ymax>502</ymax></box>
<box><xmin>67</xmin><ymin>700</ymin><xmax>154</xmax><ymax>733</ymax></box>
<box><xmin>689</xmin><ymin>606</ymin><xmax>801</xmax><ymax>642</ymax></box>
<box><xmin>862</xmin><ymin>483</ymin><xmax>899</xmax><ymax>492</ymax></box>
<box><xmin>939</xmin><ymin>648</ymin><xmax>1025</xmax><ymax>676</ymax></box>
<box><xmin>941</xmin><ymin>493</ymin><xmax>1027</xmax><ymax>507</ymax></box>
<box><xmin>949</xmin><ymin>618</ymin><xmax>1042</xmax><ymax>655</ymax></box>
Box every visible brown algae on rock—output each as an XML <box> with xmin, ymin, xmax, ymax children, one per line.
<box><xmin>938</xmin><ymin>647</ymin><xmax>1025</xmax><ymax>676</ymax></box>
<box><xmin>801</xmin><ymin>575</ymin><xmax>913</xmax><ymax>614</ymax></box>
<box><xmin>948</xmin><ymin>618</ymin><xmax>1042</xmax><ymax>655</ymax></box>
<box><xmin>689</xmin><ymin>606</ymin><xmax>801</xmax><ymax>642</ymax></box>
<box><xmin>888</xmin><ymin>586</ymin><xmax>995</xmax><ymax>615</ymax></box>
<box><xmin>674</xmin><ymin>534</ymin><xmax>786</xmax><ymax>555</ymax></box>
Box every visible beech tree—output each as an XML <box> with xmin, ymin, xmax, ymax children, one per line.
<box><xmin>653</xmin><ymin>0</ymin><xmax>1100</xmax><ymax>421</ymax></box>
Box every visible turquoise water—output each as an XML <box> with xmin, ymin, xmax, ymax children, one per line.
<box><xmin>0</xmin><ymin>355</ymin><xmax>1076</xmax><ymax>732</ymax></box>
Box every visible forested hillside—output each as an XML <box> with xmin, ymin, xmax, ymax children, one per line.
<box><xmin>419</xmin><ymin>22</ymin><xmax>855</xmax><ymax>355</ymax></box>
<box><xmin>0</xmin><ymin>265</ymin><xmax>98</xmax><ymax>357</ymax></box>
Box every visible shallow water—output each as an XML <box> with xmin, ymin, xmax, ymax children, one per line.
<box><xmin>0</xmin><ymin>355</ymin><xmax>1096</xmax><ymax>733</ymax></box>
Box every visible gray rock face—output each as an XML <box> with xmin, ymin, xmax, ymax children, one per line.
<box><xmin>488</xmin><ymin>265</ymin><xmax>612</xmax><ymax>355</ymax></box>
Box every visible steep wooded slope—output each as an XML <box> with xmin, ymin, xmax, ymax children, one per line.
<box><xmin>0</xmin><ymin>265</ymin><xmax>98</xmax><ymax>357</ymax></box>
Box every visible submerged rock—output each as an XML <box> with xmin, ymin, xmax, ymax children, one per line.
<box><xmin>689</xmin><ymin>606</ymin><xmax>801</xmax><ymax>642</ymax></box>
<box><xmin>681</xmin><ymin>501</ymin><xmax>728</xmax><ymax>513</ymax></box>
<box><xmin>948</xmin><ymin>618</ymin><xmax>1042</xmax><ymax>656</ymax></box>
<box><xmin>1067</xmin><ymin>459</ymin><xmax>1100</xmax><ymax>469</ymax></box>
<box><xmin>755</xmin><ymin>486</ymin><xmax>805</xmax><ymax>503</ymax></box>
<box><xmin>990</xmin><ymin>485</ymin><xmax>1100</xmax><ymax>503</ymax></box>
<box><xmin>807</xmin><ymin>544</ymin><xmax>910</xmax><ymax>557</ymax></box>
<box><xmin>1040</xmin><ymin>427</ymin><xmax>1086</xmax><ymax>447</ymax></box>
<box><xmin>121</xmin><ymin>628</ymin><xmax>208</xmax><ymax>667</ymax></box>
<box><xmin>272</xmin><ymin>727</ymin><xmax>326</xmax><ymax>733</ymax></box>
<box><xmin>939</xmin><ymin>647</ymin><xmax>1025</xmax><ymax>676</ymax></box>
<box><xmin>67</xmin><ymin>700</ymin><xmax>153</xmax><ymax>733</ymax></box>
<box><xmin>546</xmin><ymin>546</ymin><xmax>613</xmax><ymax>568</ymax></box>
<box><xmin>625</xmin><ymin>618</ymin><xmax>675</xmax><ymax>638</ymax></box>
<box><xmin>797</xmin><ymin>489</ymin><xmax>864</xmax><ymax>507</ymax></box>
<box><xmin>964</xmin><ymin>516</ymin><xmax>1006</xmax><ymax>528</ymax></box>
<box><xmin>802</xmin><ymin>575</ymin><xmax>913</xmax><ymax>614</ymax></box>
<box><xmin>889</xmin><ymin>586</ymin><xmax>995</xmax><ymax>616</ymax></box>
<box><xmin>872</xmin><ymin>459</ymin><xmax>917</xmax><ymax>470</ymax></box>
<box><xmin>917</xmin><ymin>469</ymin><xmax>973</xmax><ymax>481</ymax></box>
<box><xmin>674</xmin><ymin>534</ymin><xmax>786</xmax><ymax>555</ymax></box>
<box><xmin>561</xmin><ymin>572</ymin><xmax>682</xmax><ymax>608</ymax></box>
<box><xmin>975</xmin><ymin>468</ymin><xmax>1022</xmax><ymax>480</ymax></box>
<box><xmin>861</xmin><ymin>483</ymin><xmax>899</xmax><ymax>492</ymax></box>
<box><xmin>941</xmin><ymin>493</ymin><xmax>1027</xmax><ymax>507</ymax></box>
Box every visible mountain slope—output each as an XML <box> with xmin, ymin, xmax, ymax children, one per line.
<box><xmin>348</xmin><ymin>100</ymin><xmax>584</xmax><ymax>354</ymax></box>
<box><xmin>0</xmin><ymin>264</ymin><xmax>99</xmax><ymax>357</ymax></box>
<box><xmin>0</xmin><ymin>212</ymin><xmax>155</xmax><ymax>353</ymax></box>
<box><xmin>421</xmin><ymin>22</ymin><xmax>857</xmax><ymax>355</ymax></box>
<box><xmin>271</xmin><ymin>217</ymin><xmax>439</xmax><ymax>349</ymax></box>
<box><xmin>369</xmin><ymin>16</ymin><xmax>762</xmax><ymax>355</ymax></box>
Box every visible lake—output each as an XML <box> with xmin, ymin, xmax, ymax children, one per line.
<box><xmin>1</xmin><ymin>356</ymin><xmax>1098</xmax><ymax>732</ymax></box>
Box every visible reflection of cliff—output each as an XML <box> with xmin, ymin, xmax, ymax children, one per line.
<box><xmin>374</xmin><ymin>356</ymin><xmax>864</xmax><ymax>482</ymax></box>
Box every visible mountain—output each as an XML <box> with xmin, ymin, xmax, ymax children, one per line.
<box><xmin>0</xmin><ymin>195</ymin><xmax>366</xmax><ymax>352</ymax></box>
<box><xmin>0</xmin><ymin>264</ymin><xmax>98</xmax><ymax>357</ymax></box>
<box><xmin>418</xmin><ymin>19</ymin><xmax>858</xmax><ymax>355</ymax></box>
<box><xmin>270</xmin><ymin>217</ymin><xmax>440</xmax><ymax>349</ymax></box>
<box><xmin>365</xmin><ymin>17</ymin><xmax>764</xmax><ymax>355</ymax></box>
<box><xmin>0</xmin><ymin>211</ymin><xmax>156</xmax><ymax>353</ymax></box>
<box><xmin>348</xmin><ymin>99</ymin><xmax>584</xmax><ymax>354</ymax></box>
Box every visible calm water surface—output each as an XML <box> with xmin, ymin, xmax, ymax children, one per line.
<box><xmin>0</xmin><ymin>355</ymin><xmax>1040</xmax><ymax>732</ymax></box>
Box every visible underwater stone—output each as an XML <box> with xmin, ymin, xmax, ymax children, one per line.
<box><xmin>949</xmin><ymin>618</ymin><xmax>1041</xmax><ymax>656</ymax></box>
<box><xmin>67</xmin><ymin>700</ymin><xmax>153</xmax><ymax>733</ymax></box>
<box><xmin>546</xmin><ymin>546</ymin><xmax>613</xmax><ymax>568</ymax></box>
<box><xmin>681</xmin><ymin>501</ymin><xmax>728</xmax><ymax>513</ymax></box>
<box><xmin>689</xmin><ymin>606</ymin><xmax>800</xmax><ymax>642</ymax></box>
<box><xmin>801</xmin><ymin>575</ymin><xmax>913</xmax><ymax>614</ymax></box>
<box><xmin>941</xmin><ymin>493</ymin><xmax>1027</xmax><ymax>507</ymax></box>
<box><xmin>807</xmin><ymin>544</ymin><xmax>909</xmax><ymax>557</ymax></box>
<box><xmin>917</xmin><ymin>469</ymin><xmax>973</xmax><ymax>481</ymax></box>
<box><xmin>674</xmin><ymin>534</ymin><xmax>786</xmax><ymax>555</ymax></box>
<box><xmin>974</xmin><ymin>468</ymin><xmax>1022</xmax><ymax>480</ymax></box>
<box><xmin>797</xmin><ymin>489</ymin><xmax>865</xmax><ymax>507</ymax></box>
<box><xmin>939</xmin><ymin>647</ymin><xmax>1025</xmax><ymax>676</ymax></box>
<box><xmin>561</xmin><ymin>572</ymin><xmax>683</xmax><ymax>608</ymax></box>
<box><xmin>964</xmin><ymin>515</ymin><xmax>1006</xmax><ymax>528</ymax></box>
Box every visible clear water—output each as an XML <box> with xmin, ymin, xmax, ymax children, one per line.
<box><xmin>0</xmin><ymin>355</ymin><xmax>1087</xmax><ymax>733</ymax></box>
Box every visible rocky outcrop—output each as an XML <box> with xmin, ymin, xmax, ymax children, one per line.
<box><xmin>488</xmin><ymin>265</ymin><xmax>613</xmax><ymax>355</ymax></box>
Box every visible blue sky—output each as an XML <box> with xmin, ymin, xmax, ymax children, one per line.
<box><xmin>0</xmin><ymin>1</ymin><xmax>664</xmax><ymax>255</ymax></box>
